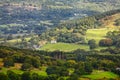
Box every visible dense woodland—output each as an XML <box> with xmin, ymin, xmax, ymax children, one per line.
<box><xmin>0</xmin><ymin>46</ymin><xmax>120</xmax><ymax>80</ymax></box>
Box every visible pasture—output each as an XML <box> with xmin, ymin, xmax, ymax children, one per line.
<box><xmin>86</xmin><ymin>28</ymin><xmax>114</xmax><ymax>43</ymax></box>
<box><xmin>0</xmin><ymin>66</ymin><xmax>47</xmax><ymax>76</ymax></box>
<box><xmin>82</xmin><ymin>70</ymin><xmax>118</xmax><ymax>80</ymax></box>
<box><xmin>40</xmin><ymin>43</ymin><xmax>89</xmax><ymax>52</ymax></box>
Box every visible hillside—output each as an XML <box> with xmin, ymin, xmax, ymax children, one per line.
<box><xmin>37</xmin><ymin>9</ymin><xmax>120</xmax><ymax>52</ymax></box>
<box><xmin>86</xmin><ymin>12</ymin><xmax>120</xmax><ymax>42</ymax></box>
<box><xmin>0</xmin><ymin>40</ymin><xmax>120</xmax><ymax>79</ymax></box>
<box><xmin>0</xmin><ymin>1</ymin><xmax>120</xmax><ymax>80</ymax></box>
<box><xmin>0</xmin><ymin>0</ymin><xmax>120</xmax><ymax>43</ymax></box>
<box><xmin>0</xmin><ymin>0</ymin><xmax>120</xmax><ymax>36</ymax></box>
<box><xmin>0</xmin><ymin>46</ymin><xmax>120</xmax><ymax>80</ymax></box>
<box><xmin>39</xmin><ymin>9</ymin><xmax>120</xmax><ymax>43</ymax></box>
<box><xmin>1</xmin><ymin>0</ymin><xmax>120</xmax><ymax>12</ymax></box>
<box><xmin>0</xmin><ymin>9</ymin><xmax>120</xmax><ymax>50</ymax></box>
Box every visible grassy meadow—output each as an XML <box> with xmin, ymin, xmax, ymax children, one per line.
<box><xmin>40</xmin><ymin>43</ymin><xmax>89</xmax><ymax>52</ymax></box>
<box><xmin>0</xmin><ymin>67</ymin><xmax>118</xmax><ymax>80</ymax></box>
<box><xmin>82</xmin><ymin>70</ymin><xmax>119</xmax><ymax>80</ymax></box>
<box><xmin>86</xmin><ymin>28</ymin><xmax>114</xmax><ymax>43</ymax></box>
<box><xmin>0</xmin><ymin>67</ymin><xmax>47</xmax><ymax>76</ymax></box>
<box><xmin>40</xmin><ymin>28</ymin><xmax>115</xmax><ymax>52</ymax></box>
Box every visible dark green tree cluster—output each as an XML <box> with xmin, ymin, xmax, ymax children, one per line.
<box><xmin>0</xmin><ymin>71</ymin><xmax>46</xmax><ymax>80</ymax></box>
<box><xmin>88</xmin><ymin>39</ymin><xmax>97</xmax><ymax>49</ymax></box>
<box><xmin>106</xmin><ymin>31</ymin><xmax>120</xmax><ymax>48</ymax></box>
<box><xmin>114</xmin><ymin>18</ymin><xmax>120</xmax><ymax>26</ymax></box>
<box><xmin>0</xmin><ymin>46</ymin><xmax>120</xmax><ymax>79</ymax></box>
<box><xmin>99</xmin><ymin>38</ymin><xmax>113</xmax><ymax>47</ymax></box>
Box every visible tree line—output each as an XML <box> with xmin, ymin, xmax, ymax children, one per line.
<box><xmin>0</xmin><ymin>46</ymin><xmax>120</xmax><ymax>80</ymax></box>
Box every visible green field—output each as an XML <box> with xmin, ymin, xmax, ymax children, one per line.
<box><xmin>7</xmin><ymin>37</ymin><xmax>31</xmax><ymax>43</ymax></box>
<box><xmin>31</xmin><ymin>70</ymin><xmax>47</xmax><ymax>76</ymax></box>
<box><xmin>0</xmin><ymin>67</ymin><xmax>118</xmax><ymax>80</ymax></box>
<box><xmin>40</xmin><ymin>42</ymin><xmax>110</xmax><ymax>52</ymax></box>
<box><xmin>40</xmin><ymin>43</ymin><xmax>89</xmax><ymax>52</ymax></box>
<box><xmin>86</xmin><ymin>28</ymin><xmax>114</xmax><ymax>43</ymax></box>
<box><xmin>0</xmin><ymin>67</ymin><xmax>47</xmax><ymax>76</ymax></box>
<box><xmin>40</xmin><ymin>28</ymin><xmax>115</xmax><ymax>52</ymax></box>
<box><xmin>1</xmin><ymin>28</ymin><xmax>115</xmax><ymax>52</ymax></box>
<box><xmin>82</xmin><ymin>70</ymin><xmax>118</xmax><ymax>80</ymax></box>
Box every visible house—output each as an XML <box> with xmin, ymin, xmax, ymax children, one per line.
<box><xmin>116</xmin><ymin>67</ymin><xmax>120</xmax><ymax>71</ymax></box>
<box><xmin>51</xmin><ymin>40</ymin><xmax>57</xmax><ymax>44</ymax></box>
<box><xmin>33</xmin><ymin>45</ymin><xmax>41</xmax><ymax>50</ymax></box>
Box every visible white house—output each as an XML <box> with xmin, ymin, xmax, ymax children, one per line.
<box><xmin>33</xmin><ymin>45</ymin><xmax>41</xmax><ymax>50</ymax></box>
<box><xmin>51</xmin><ymin>40</ymin><xmax>57</xmax><ymax>44</ymax></box>
<box><xmin>116</xmin><ymin>67</ymin><xmax>120</xmax><ymax>71</ymax></box>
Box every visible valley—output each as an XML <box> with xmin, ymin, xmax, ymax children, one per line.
<box><xmin>0</xmin><ymin>0</ymin><xmax>120</xmax><ymax>80</ymax></box>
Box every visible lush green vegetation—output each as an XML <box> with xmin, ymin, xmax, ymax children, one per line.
<box><xmin>86</xmin><ymin>28</ymin><xmax>115</xmax><ymax>43</ymax></box>
<box><xmin>0</xmin><ymin>1</ymin><xmax>120</xmax><ymax>80</ymax></box>
<box><xmin>40</xmin><ymin>43</ymin><xmax>89</xmax><ymax>52</ymax></box>
<box><xmin>39</xmin><ymin>9</ymin><xmax>120</xmax><ymax>44</ymax></box>
<box><xmin>114</xmin><ymin>18</ymin><xmax>120</xmax><ymax>26</ymax></box>
<box><xmin>40</xmin><ymin>42</ymin><xmax>110</xmax><ymax>52</ymax></box>
<box><xmin>82</xmin><ymin>70</ymin><xmax>118</xmax><ymax>80</ymax></box>
<box><xmin>0</xmin><ymin>46</ymin><xmax>120</xmax><ymax>80</ymax></box>
<box><xmin>0</xmin><ymin>7</ymin><xmax>120</xmax><ymax>50</ymax></box>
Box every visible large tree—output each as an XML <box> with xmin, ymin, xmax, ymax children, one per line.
<box><xmin>88</xmin><ymin>39</ymin><xmax>97</xmax><ymax>49</ymax></box>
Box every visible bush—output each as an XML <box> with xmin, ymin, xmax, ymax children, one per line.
<box><xmin>4</xmin><ymin>57</ymin><xmax>14</xmax><ymax>67</ymax></box>
<box><xmin>21</xmin><ymin>63</ymin><xmax>31</xmax><ymax>71</ymax></box>
<box><xmin>7</xmin><ymin>70</ymin><xmax>21</xmax><ymax>80</ymax></box>
<box><xmin>99</xmin><ymin>38</ymin><xmax>113</xmax><ymax>47</ymax></box>
<box><xmin>0</xmin><ymin>73</ymin><xmax>9</xmax><ymax>80</ymax></box>
<box><xmin>21</xmin><ymin>72</ymin><xmax>32</xmax><ymax>80</ymax></box>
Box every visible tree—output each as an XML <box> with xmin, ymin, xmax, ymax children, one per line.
<box><xmin>67</xmin><ymin>73</ymin><xmax>79</xmax><ymax>80</ymax></box>
<box><xmin>99</xmin><ymin>39</ymin><xmax>113</xmax><ymax>47</ymax></box>
<box><xmin>7</xmin><ymin>70</ymin><xmax>21</xmax><ymax>80</ymax></box>
<box><xmin>46</xmin><ymin>66</ymin><xmax>69</xmax><ymax>76</ymax></box>
<box><xmin>115</xmin><ymin>18</ymin><xmax>120</xmax><ymax>26</ymax></box>
<box><xmin>0</xmin><ymin>73</ymin><xmax>9</xmax><ymax>80</ymax></box>
<box><xmin>4</xmin><ymin>57</ymin><xmax>14</xmax><ymax>67</ymax></box>
<box><xmin>59</xmin><ymin>77</ymin><xmax>65</xmax><ymax>80</ymax></box>
<box><xmin>88</xmin><ymin>39</ymin><xmax>97</xmax><ymax>49</ymax></box>
<box><xmin>74</xmin><ymin>67</ymin><xmax>86</xmax><ymax>75</ymax></box>
<box><xmin>116</xmin><ymin>40</ymin><xmax>120</xmax><ymax>48</ymax></box>
<box><xmin>7</xmin><ymin>34</ymin><xmax>14</xmax><ymax>40</ymax></box>
<box><xmin>21</xmin><ymin>72</ymin><xmax>32</xmax><ymax>80</ymax></box>
<box><xmin>84</xmin><ymin>62</ymin><xmax>93</xmax><ymax>74</ymax></box>
<box><xmin>31</xmin><ymin>73</ymin><xmax>40</xmax><ymax>80</ymax></box>
<box><xmin>31</xmin><ymin>57</ymin><xmax>41</xmax><ymax>68</ymax></box>
<box><xmin>21</xmin><ymin>63</ymin><xmax>31</xmax><ymax>71</ymax></box>
<box><xmin>65</xmin><ymin>60</ymin><xmax>76</xmax><ymax>68</ymax></box>
<box><xmin>46</xmin><ymin>74</ymin><xmax>58</xmax><ymax>80</ymax></box>
<box><xmin>74</xmin><ymin>62</ymin><xmax>93</xmax><ymax>75</ymax></box>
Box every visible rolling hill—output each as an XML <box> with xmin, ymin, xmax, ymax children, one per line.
<box><xmin>0</xmin><ymin>0</ymin><xmax>120</xmax><ymax>36</ymax></box>
<box><xmin>38</xmin><ymin>9</ymin><xmax>120</xmax><ymax>51</ymax></box>
<box><xmin>0</xmin><ymin>0</ymin><xmax>120</xmax><ymax>50</ymax></box>
<box><xmin>0</xmin><ymin>1</ymin><xmax>120</xmax><ymax>80</ymax></box>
